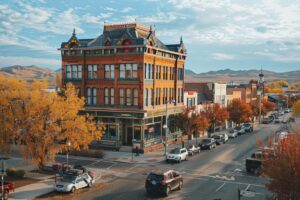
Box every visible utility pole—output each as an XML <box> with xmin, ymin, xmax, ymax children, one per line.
<box><xmin>164</xmin><ymin>100</ymin><xmax>168</xmax><ymax>156</ymax></box>
<box><xmin>259</xmin><ymin>91</ymin><xmax>262</xmax><ymax>124</ymax></box>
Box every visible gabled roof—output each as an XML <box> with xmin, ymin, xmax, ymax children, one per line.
<box><xmin>61</xmin><ymin>23</ymin><xmax>185</xmax><ymax>54</ymax></box>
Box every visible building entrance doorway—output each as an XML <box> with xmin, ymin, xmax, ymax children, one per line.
<box><xmin>122</xmin><ymin>125</ymin><xmax>133</xmax><ymax>146</ymax></box>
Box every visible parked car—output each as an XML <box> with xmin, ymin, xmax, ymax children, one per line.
<box><xmin>200</xmin><ymin>138</ymin><xmax>216</xmax><ymax>150</ymax></box>
<box><xmin>54</xmin><ymin>171</ymin><xmax>94</xmax><ymax>193</ymax></box>
<box><xmin>166</xmin><ymin>148</ymin><xmax>188</xmax><ymax>163</ymax></box>
<box><xmin>243</xmin><ymin>123</ymin><xmax>254</xmax><ymax>133</ymax></box>
<box><xmin>0</xmin><ymin>182</ymin><xmax>14</xmax><ymax>200</ymax></box>
<box><xmin>222</xmin><ymin>133</ymin><xmax>229</xmax><ymax>142</ymax></box>
<box><xmin>212</xmin><ymin>134</ymin><xmax>226</xmax><ymax>145</ymax></box>
<box><xmin>268</xmin><ymin>115</ymin><xmax>275</xmax><ymax>123</ymax></box>
<box><xmin>235</xmin><ymin>126</ymin><xmax>246</xmax><ymax>135</ymax></box>
<box><xmin>274</xmin><ymin>118</ymin><xmax>281</xmax><ymax>123</ymax></box>
<box><xmin>288</xmin><ymin>117</ymin><xmax>295</xmax><ymax>122</ymax></box>
<box><xmin>145</xmin><ymin>170</ymin><xmax>183</xmax><ymax>197</ymax></box>
<box><xmin>284</xmin><ymin>108</ymin><xmax>291</xmax><ymax>113</ymax></box>
<box><xmin>187</xmin><ymin>145</ymin><xmax>200</xmax><ymax>156</ymax></box>
<box><xmin>262</xmin><ymin>118</ymin><xmax>272</xmax><ymax>124</ymax></box>
<box><xmin>227</xmin><ymin>129</ymin><xmax>238</xmax><ymax>138</ymax></box>
<box><xmin>245</xmin><ymin>158</ymin><xmax>262</xmax><ymax>174</ymax></box>
<box><xmin>282</xmin><ymin>119</ymin><xmax>288</xmax><ymax>124</ymax></box>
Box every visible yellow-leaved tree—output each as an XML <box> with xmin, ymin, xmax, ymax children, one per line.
<box><xmin>0</xmin><ymin>75</ymin><xmax>104</xmax><ymax>169</ymax></box>
<box><xmin>292</xmin><ymin>100</ymin><xmax>300</xmax><ymax>117</ymax></box>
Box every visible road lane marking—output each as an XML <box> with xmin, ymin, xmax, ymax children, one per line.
<box><xmin>244</xmin><ymin>184</ymin><xmax>251</xmax><ymax>191</ymax></box>
<box><xmin>125</xmin><ymin>164</ymin><xmax>138</xmax><ymax>172</ymax></box>
<box><xmin>215</xmin><ymin>182</ymin><xmax>226</xmax><ymax>192</ymax></box>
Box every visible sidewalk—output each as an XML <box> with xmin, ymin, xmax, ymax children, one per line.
<box><xmin>10</xmin><ymin>179</ymin><xmax>54</xmax><ymax>200</ymax></box>
<box><xmin>102</xmin><ymin>138</ymin><xmax>201</xmax><ymax>164</ymax></box>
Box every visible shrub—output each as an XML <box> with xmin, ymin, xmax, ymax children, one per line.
<box><xmin>6</xmin><ymin>168</ymin><xmax>25</xmax><ymax>178</ymax></box>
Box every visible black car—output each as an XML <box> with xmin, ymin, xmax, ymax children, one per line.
<box><xmin>262</xmin><ymin>118</ymin><xmax>272</xmax><ymax>124</ymax></box>
<box><xmin>200</xmin><ymin>138</ymin><xmax>216</xmax><ymax>150</ymax></box>
<box><xmin>243</xmin><ymin>123</ymin><xmax>253</xmax><ymax>132</ymax></box>
<box><xmin>245</xmin><ymin>158</ymin><xmax>262</xmax><ymax>174</ymax></box>
<box><xmin>145</xmin><ymin>170</ymin><xmax>183</xmax><ymax>197</ymax></box>
<box><xmin>211</xmin><ymin>135</ymin><xmax>225</xmax><ymax>145</ymax></box>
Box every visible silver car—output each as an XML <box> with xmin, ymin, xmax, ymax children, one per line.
<box><xmin>54</xmin><ymin>172</ymin><xmax>94</xmax><ymax>193</ymax></box>
<box><xmin>227</xmin><ymin>129</ymin><xmax>238</xmax><ymax>138</ymax></box>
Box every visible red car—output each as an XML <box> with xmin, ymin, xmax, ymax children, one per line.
<box><xmin>0</xmin><ymin>181</ymin><xmax>15</xmax><ymax>200</ymax></box>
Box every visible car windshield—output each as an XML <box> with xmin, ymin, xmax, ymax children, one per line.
<box><xmin>235</xmin><ymin>127</ymin><xmax>241</xmax><ymax>130</ymax></box>
<box><xmin>170</xmin><ymin>148</ymin><xmax>180</xmax><ymax>154</ymax></box>
<box><xmin>228</xmin><ymin>129</ymin><xmax>235</xmax><ymax>133</ymax></box>
<box><xmin>61</xmin><ymin>175</ymin><xmax>76</xmax><ymax>183</ymax></box>
<box><xmin>212</xmin><ymin>135</ymin><xmax>220</xmax><ymax>139</ymax></box>
<box><xmin>188</xmin><ymin>145</ymin><xmax>194</xmax><ymax>149</ymax></box>
<box><xmin>202</xmin><ymin>139</ymin><xmax>211</xmax><ymax>144</ymax></box>
<box><xmin>243</xmin><ymin>123</ymin><xmax>250</xmax><ymax>127</ymax></box>
<box><xmin>148</xmin><ymin>173</ymin><xmax>164</xmax><ymax>182</ymax></box>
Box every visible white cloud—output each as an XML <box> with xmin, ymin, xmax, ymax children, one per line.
<box><xmin>0</xmin><ymin>56</ymin><xmax>60</xmax><ymax>68</ymax></box>
<box><xmin>83</xmin><ymin>13</ymin><xmax>113</xmax><ymax>25</ymax></box>
<box><xmin>254</xmin><ymin>52</ymin><xmax>300</xmax><ymax>62</ymax></box>
<box><xmin>167</xmin><ymin>0</ymin><xmax>300</xmax><ymax>45</ymax></box>
<box><xmin>121</xmin><ymin>7</ymin><xmax>133</xmax><ymax>13</ymax></box>
<box><xmin>212</xmin><ymin>53</ymin><xmax>237</xmax><ymax>61</ymax></box>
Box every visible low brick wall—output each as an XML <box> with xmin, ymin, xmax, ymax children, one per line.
<box><xmin>143</xmin><ymin>135</ymin><xmax>189</xmax><ymax>153</ymax></box>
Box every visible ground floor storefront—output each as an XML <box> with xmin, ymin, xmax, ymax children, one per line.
<box><xmin>85</xmin><ymin>107</ymin><xmax>185</xmax><ymax>153</ymax></box>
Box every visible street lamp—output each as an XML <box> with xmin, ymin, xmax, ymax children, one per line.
<box><xmin>164</xmin><ymin>99</ymin><xmax>176</xmax><ymax>156</ymax></box>
<box><xmin>258</xmin><ymin>90</ymin><xmax>262</xmax><ymax>124</ymax></box>
<box><xmin>66</xmin><ymin>141</ymin><xmax>71</xmax><ymax>166</ymax></box>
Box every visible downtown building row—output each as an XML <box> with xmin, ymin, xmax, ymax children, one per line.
<box><xmin>60</xmin><ymin>23</ymin><xmax>186</xmax><ymax>153</ymax></box>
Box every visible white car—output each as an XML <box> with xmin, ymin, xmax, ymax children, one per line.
<box><xmin>227</xmin><ymin>129</ymin><xmax>238</xmax><ymax>138</ymax></box>
<box><xmin>166</xmin><ymin>148</ymin><xmax>188</xmax><ymax>163</ymax></box>
<box><xmin>187</xmin><ymin>145</ymin><xmax>200</xmax><ymax>155</ymax></box>
<box><xmin>54</xmin><ymin>172</ymin><xmax>94</xmax><ymax>193</ymax></box>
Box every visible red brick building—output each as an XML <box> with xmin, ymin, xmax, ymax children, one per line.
<box><xmin>59</xmin><ymin>23</ymin><xmax>186</xmax><ymax>152</ymax></box>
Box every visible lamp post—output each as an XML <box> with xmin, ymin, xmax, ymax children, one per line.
<box><xmin>66</xmin><ymin>141</ymin><xmax>71</xmax><ymax>166</ymax></box>
<box><xmin>164</xmin><ymin>99</ymin><xmax>176</xmax><ymax>156</ymax></box>
<box><xmin>258</xmin><ymin>90</ymin><xmax>262</xmax><ymax>124</ymax></box>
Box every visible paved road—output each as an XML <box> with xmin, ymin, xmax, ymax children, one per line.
<box><xmin>62</xmin><ymin>122</ymin><xmax>284</xmax><ymax>200</ymax></box>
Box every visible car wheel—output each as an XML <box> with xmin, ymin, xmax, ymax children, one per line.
<box><xmin>71</xmin><ymin>187</ymin><xmax>76</xmax><ymax>193</ymax></box>
<box><xmin>146</xmin><ymin>189</ymin><xmax>152</xmax><ymax>195</ymax></box>
<box><xmin>88</xmin><ymin>181</ymin><xmax>93</xmax><ymax>187</ymax></box>
<box><xmin>166</xmin><ymin>159</ymin><xmax>169</xmax><ymax>163</ymax></box>
<box><xmin>185</xmin><ymin>156</ymin><xmax>187</xmax><ymax>161</ymax></box>
<box><xmin>178</xmin><ymin>158</ymin><xmax>181</xmax><ymax>163</ymax></box>
<box><xmin>209</xmin><ymin>145</ymin><xmax>212</xmax><ymax>150</ymax></box>
<box><xmin>165</xmin><ymin>186</ymin><xmax>171</xmax><ymax>197</ymax></box>
<box><xmin>178</xmin><ymin>181</ymin><xmax>183</xmax><ymax>190</ymax></box>
<box><xmin>3</xmin><ymin>191</ymin><xmax>8</xmax><ymax>200</ymax></box>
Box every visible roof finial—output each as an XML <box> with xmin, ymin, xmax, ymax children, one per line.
<box><xmin>72</xmin><ymin>28</ymin><xmax>76</xmax><ymax>36</ymax></box>
<box><xmin>150</xmin><ymin>25</ymin><xmax>152</xmax><ymax>32</ymax></box>
<box><xmin>180</xmin><ymin>36</ymin><xmax>183</xmax><ymax>44</ymax></box>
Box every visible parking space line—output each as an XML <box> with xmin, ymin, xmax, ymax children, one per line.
<box><xmin>215</xmin><ymin>180</ymin><xmax>265</xmax><ymax>188</ymax></box>
<box><xmin>244</xmin><ymin>184</ymin><xmax>251</xmax><ymax>191</ymax></box>
<box><xmin>215</xmin><ymin>182</ymin><xmax>226</xmax><ymax>192</ymax></box>
<box><xmin>125</xmin><ymin>164</ymin><xmax>138</xmax><ymax>172</ymax></box>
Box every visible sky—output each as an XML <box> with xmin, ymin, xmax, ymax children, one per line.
<box><xmin>0</xmin><ymin>0</ymin><xmax>300</xmax><ymax>73</ymax></box>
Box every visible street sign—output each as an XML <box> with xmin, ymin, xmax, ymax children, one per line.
<box><xmin>241</xmin><ymin>190</ymin><xmax>256</xmax><ymax>197</ymax></box>
<box><xmin>163</xmin><ymin>124</ymin><xmax>167</xmax><ymax>129</ymax></box>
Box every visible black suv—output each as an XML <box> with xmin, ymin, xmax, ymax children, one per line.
<box><xmin>243</xmin><ymin>123</ymin><xmax>254</xmax><ymax>133</ymax></box>
<box><xmin>145</xmin><ymin>170</ymin><xmax>183</xmax><ymax>197</ymax></box>
<box><xmin>200</xmin><ymin>138</ymin><xmax>216</xmax><ymax>150</ymax></box>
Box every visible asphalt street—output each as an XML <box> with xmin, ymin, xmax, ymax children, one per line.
<box><xmin>54</xmin><ymin>121</ymin><xmax>286</xmax><ymax>200</ymax></box>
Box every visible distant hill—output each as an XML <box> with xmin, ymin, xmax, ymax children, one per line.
<box><xmin>1</xmin><ymin>65</ymin><xmax>299</xmax><ymax>86</ymax></box>
<box><xmin>185</xmin><ymin>69</ymin><xmax>197</xmax><ymax>75</ymax></box>
<box><xmin>0</xmin><ymin>65</ymin><xmax>58</xmax><ymax>88</ymax></box>
<box><xmin>185</xmin><ymin>68</ymin><xmax>300</xmax><ymax>83</ymax></box>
